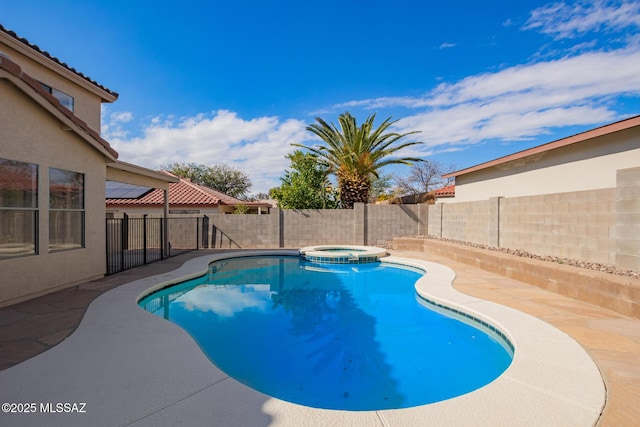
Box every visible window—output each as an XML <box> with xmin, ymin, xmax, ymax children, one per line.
<box><xmin>0</xmin><ymin>158</ymin><xmax>38</xmax><ymax>259</ymax></box>
<box><xmin>39</xmin><ymin>82</ymin><xmax>74</xmax><ymax>112</ymax></box>
<box><xmin>49</xmin><ymin>168</ymin><xmax>84</xmax><ymax>252</ymax></box>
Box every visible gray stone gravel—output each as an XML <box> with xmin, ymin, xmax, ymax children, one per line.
<box><xmin>386</xmin><ymin>235</ymin><xmax>640</xmax><ymax>280</ymax></box>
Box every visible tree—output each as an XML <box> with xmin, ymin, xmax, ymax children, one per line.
<box><xmin>164</xmin><ymin>162</ymin><xmax>251</xmax><ymax>199</ymax></box>
<box><xmin>394</xmin><ymin>160</ymin><xmax>456</xmax><ymax>196</ymax></box>
<box><xmin>253</xmin><ymin>192</ymin><xmax>271</xmax><ymax>200</ymax></box>
<box><xmin>295</xmin><ymin>112</ymin><xmax>422</xmax><ymax>208</ymax></box>
<box><xmin>232</xmin><ymin>203</ymin><xmax>249</xmax><ymax>214</ymax></box>
<box><xmin>369</xmin><ymin>174</ymin><xmax>394</xmax><ymax>203</ymax></box>
<box><xmin>269</xmin><ymin>150</ymin><xmax>339</xmax><ymax>209</ymax></box>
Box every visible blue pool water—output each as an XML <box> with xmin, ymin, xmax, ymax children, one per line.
<box><xmin>139</xmin><ymin>256</ymin><xmax>513</xmax><ymax>410</ymax></box>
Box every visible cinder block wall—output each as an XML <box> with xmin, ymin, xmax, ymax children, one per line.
<box><xmin>393</xmin><ymin>237</ymin><xmax>640</xmax><ymax>319</ymax></box>
<box><xmin>169</xmin><ymin>217</ymin><xmax>204</xmax><ymax>249</ymax></box>
<box><xmin>282</xmin><ymin>209</ymin><xmax>356</xmax><ymax>247</ymax></box>
<box><xmin>365</xmin><ymin>204</ymin><xmax>427</xmax><ymax>245</ymax></box>
<box><xmin>427</xmin><ymin>169</ymin><xmax>640</xmax><ymax>270</ymax></box>
<box><xmin>181</xmin><ymin>168</ymin><xmax>638</xmax><ymax>272</ymax></box>
<box><xmin>201</xmin><ymin>204</ymin><xmax>425</xmax><ymax>249</ymax></box>
<box><xmin>500</xmin><ymin>189</ymin><xmax>616</xmax><ymax>264</ymax></box>
<box><xmin>439</xmin><ymin>199</ymin><xmax>493</xmax><ymax>245</ymax></box>
<box><xmin>205</xmin><ymin>214</ymin><xmax>276</xmax><ymax>248</ymax></box>
<box><xmin>616</xmin><ymin>167</ymin><xmax>640</xmax><ymax>270</ymax></box>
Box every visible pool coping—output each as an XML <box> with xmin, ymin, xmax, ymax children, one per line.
<box><xmin>0</xmin><ymin>250</ymin><xmax>605</xmax><ymax>426</ymax></box>
<box><xmin>299</xmin><ymin>244</ymin><xmax>388</xmax><ymax>264</ymax></box>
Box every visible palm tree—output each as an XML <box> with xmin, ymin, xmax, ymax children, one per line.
<box><xmin>295</xmin><ymin>112</ymin><xmax>422</xmax><ymax>208</ymax></box>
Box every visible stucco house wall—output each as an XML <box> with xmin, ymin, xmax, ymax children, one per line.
<box><xmin>451</xmin><ymin>123</ymin><xmax>640</xmax><ymax>203</ymax></box>
<box><xmin>431</xmin><ymin>117</ymin><xmax>640</xmax><ymax>270</ymax></box>
<box><xmin>0</xmin><ymin>26</ymin><xmax>116</xmax><ymax>131</ymax></box>
<box><xmin>1</xmin><ymin>26</ymin><xmax>179</xmax><ymax>306</ymax></box>
<box><xmin>0</xmin><ymin>78</ymin><xmax>109</xmax><ymax>305</ymax></box>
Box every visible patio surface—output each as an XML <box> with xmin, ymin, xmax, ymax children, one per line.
<box><xmin>0</xmin><ymin>248</ymin><xmax>638</xmax><ymax>426</ymax></box>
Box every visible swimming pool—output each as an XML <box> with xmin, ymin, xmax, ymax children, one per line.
<box><xmin>139</xmin><ymin>255</ymin><xmax>513</xmax><ymax>410</ymax></box>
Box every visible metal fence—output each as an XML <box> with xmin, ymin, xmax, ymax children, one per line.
<box><xmin>106</xmin><ymin>215</ymin><xmax>202</xmax><ymax>275</ymax></box>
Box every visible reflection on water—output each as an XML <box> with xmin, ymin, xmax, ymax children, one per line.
<box><xmin>177</xmin><ymin>285</ymin><xmax>272</xmax><ymax>316</ymax></box>
<box><xmin>139</xmin><ymin>256</ymin><xmax>512</xmax><ymax>410</ymax></box>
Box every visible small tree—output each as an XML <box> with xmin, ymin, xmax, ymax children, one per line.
<box><xmin>253</xmin><ymin>192</ymin><xmax>271</xmax><ymax>200</ymax></box>
<box><xmin>232</xmin><ymin>203</ymin><xmax>249</xmax><ymax>214</ymax></box>
<box><xmin>395</xmin><ymin>160</ymin><xmax>455</xmax><ymax>196</ymax></box>
<box><xmin>165</xmin><ymin>162</ymin><xmax>252</xmax><ymax>199</ymax></box>
<box><xmin>270</xmin><ymin>150</ymin><xmax>339</xmax><ymax>209</ymax></box>
<box><xmin>369</xmin><ymin>174</ymin><xmax>394</xmax><ymax>203</ymax></box>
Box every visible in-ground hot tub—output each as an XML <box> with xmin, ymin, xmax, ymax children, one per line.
<box><xmin>299</xmin><ymin>245</ymin><xmax>388</xmax><ymax>264</ymax></box>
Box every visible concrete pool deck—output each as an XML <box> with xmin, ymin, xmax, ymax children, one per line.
<box><xmin>0</xmin><ymin>249</ymin><xmax>638</xmax><ymax>426</ymax></box>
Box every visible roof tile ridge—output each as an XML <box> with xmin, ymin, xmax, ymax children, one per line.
<box><xmin>178</xmin><ymin>178</ymin><xmax>222</xmax><ymax>203</ymax></box>
<box><xmin>199</xmin><ymin>185</ymin><xmax>242</xmax><ymax>203</ymax></box>
<box><xmin>160</xmin><ymin>170</ymin><xmax>179</xmax><ymax>178</ymax></box>
<box><xmin>0</xmin><ymin>23</ymin><xmax>119</xmax><ymax>97</ymax></box>
<box><xmin>0</xmin><ymin>55</ymin><xmax>118</xmax><ymax>159</ymax></box>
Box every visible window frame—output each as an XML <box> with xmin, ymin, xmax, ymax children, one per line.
<box><xmin>39</xmin><ymin>82</ymin><xmax>75</xmax><ymax>112</ymax></box>
<box><xmin>48</xmin><ymin>167</ymin><xmax>85</xmax><ymax>253</ymax></box>
<box><xmin>0</xmin><ymin>158</ymin><xmax>39</xmax><ymax>260</ymax></box>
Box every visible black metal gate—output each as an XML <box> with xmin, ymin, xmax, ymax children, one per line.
<box><xmin>106</xmin><ymin>215</ymin><xmax>202</xmax><ymax>275</ymax></box>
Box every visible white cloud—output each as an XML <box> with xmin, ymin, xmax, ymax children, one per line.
<box><xmin>103</xmin><ymin>3</ymin><xmax>640</xmax><ymax>191</ymax></box>
<box><xmin>107</xmin><ymin>110</ymin><xmax>308</xmax><ymax>193</ymax></box>
<box><xmin>177</xmin><ymin>285</ymin><xmax>272</xmax><ymax>317</ymax></box>
<box><xmin>523</xmin><ymin>0</ymin><xmax>640</xmax><ymax>39</ymax></box>
<box><xmin>439</xmin><ymin>42</ymin><xmax>456</xmax><ymax>49</ymax></box>
<box><xmin>333</xmin><ymin>45</ymin><xmax>640</xmax><ymax>153</ymax></box>
<box><xmin>101</xmin><ymin>108</ymin><xmax>133</xmax><ymax>140</ymax></box>
<box><xmin>428</xmin><ymin>48</ymin><xmax>640</xmax><ymax>106</ymax></box>
<box><xmin>107</xmin><ymin>45</ymin><xmax>640</xmax><ymax>188</ymax></box>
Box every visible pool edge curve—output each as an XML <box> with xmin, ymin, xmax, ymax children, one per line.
<box><xmin>134</xmin><ymin>249</ymin><xmax>606</xmax><ymax>426</ymax></box>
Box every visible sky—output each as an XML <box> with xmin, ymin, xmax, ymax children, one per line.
<box><xmin>2</xmin><ymin>0</ymin><xmax>640</xmax><ymax>195</ymax></box>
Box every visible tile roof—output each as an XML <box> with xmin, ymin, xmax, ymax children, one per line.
<box><xmin>0</xmin><ymin>160</ymin><xmax>37</xmax><ymax>193</ymax></box>
<box><xmin>444</xmin><ymin>115</ymin><xmax>640</xmax><ymax>178</ymax></box>
<box><xmin>0</xmin><ymin>24</ymin><xmax>118</xmax><ymax>98</ymax></box>
<box><xmin>0</xmin><ymin>54</ymin><xmax>119</xmax><ymax>159</ymax></box>
<box><xmin>106</xmin><ymin>172</ymin><xmax>248</xmax><ymax>207</ymax></box>
<box><xmin>434</xmin><ymin>185</ymin><xmax>455</xmax><ymax>197</ymax></box>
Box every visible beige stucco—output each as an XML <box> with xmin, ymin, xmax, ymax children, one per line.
<box><xmin>0</xmin><ymin>32</ymin><xmax>180</xmax><ymax>307</ymax></box>
<box><xmin>0</xmin><ymin>31</ymin><xmax>115</xmax><ymax>132</ymax></box>
<box><xmin>106</xmin><ymin>161</ymin><xmax>178</xmax><ymax>190</ymax></box>
<box><xmin>0</xmin><ymin>79</ymin><xmax>110</xmax><ymax>306</ymax></box>
<box><xmin>452</xmin><ymin>126</ymin><xmax>640</xmax><ymax>203</ymax></box>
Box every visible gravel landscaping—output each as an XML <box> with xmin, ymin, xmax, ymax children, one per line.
<box><xmin>385</xmin><ymin>235</ymin><xmax>640</xmax><ymax>280</ymax></box>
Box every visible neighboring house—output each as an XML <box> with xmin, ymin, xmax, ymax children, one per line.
<box><xmin>443</xmin><ymin>115</ymin><xmax>640</xmax><ymax>203</ymax></box>
<box><xmin>387</xmin><ymin>192</ymin><xmax>432</xmax><ymax>205</ymax></box>
<box><xmin>381</xmin><ymin>185</ymin><xmax>455</xmax><ymax>205</ymax></box>
<box><xmin>433</xmin><ymin>184</ymin><xmax>455</xmax><ymax>202</ymax></box>
<box><xmin>106</xmin><ymin>172</ymin><xmax>272</xmax><ymax>215</ymax></box>
<box><xmin>0</xmin><ymin>25</ymin><xmax>175</xmax><ymax>307</ymax></box>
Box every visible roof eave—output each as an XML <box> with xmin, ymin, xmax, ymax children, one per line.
<box><xmin>108</xmin><ymin>161</ymin><xmax>180</xmax><ymax>183</ymax></box>
<box><xmin>444</xmin><ymin>115</ymin><xmax>640</xmax><ymax>179</ymax></box>
<box><xmin>0</xmin><ymin>58</ymin><xmax>118</xmax><ymax>161</ymax></box>
<box><xmin>0</xmin><ymin>25</ymin><xmax>118</xmax><ymax>102</ymax></box>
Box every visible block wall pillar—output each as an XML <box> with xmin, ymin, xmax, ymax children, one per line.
<box><xmin>354</xmin><ymin>203</ymin><xmax>366</xmax><ymax>245</ymax></box>
<box><xmin>417</xmin><ymin>203</ymin><xmax>429</xmax><ymax>236</ymax></box>
<box><xmin>488</xmin><ymin>196</ymin><xmax>502</xmax><ymax>247</ymax></box>
<box><xmin>428</xmin><ymin>204</ymin><xmax>443</xmax><ymax>237</ymax></box>
<box><xmin>270</xmin><ymin>208</ymin><xmax>282</xmax><ymax>248</ymax></box>
<box><xmin>616</xmin><ymin>167</ymin><xmax>640</xmax><ymax>270</ymax></box>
